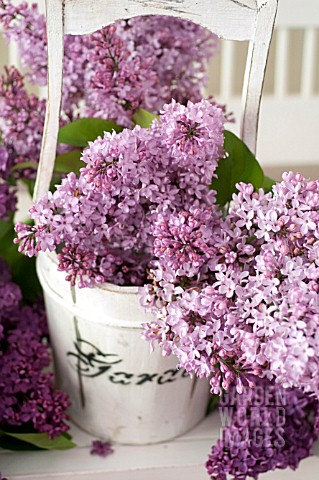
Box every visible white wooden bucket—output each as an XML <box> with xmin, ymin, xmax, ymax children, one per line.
<box><xmin>36</xmin><ymin>251</ymin><xmax>210</xmax><ymax>445</ymax></box>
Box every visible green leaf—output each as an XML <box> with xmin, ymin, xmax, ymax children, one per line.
<box><xmin>58</xmin><ymin>118</ymin><xmax>124</xmax><ymax>147</ymax></box>
<box><xmin>12</xmin><ymin>255</ymin><xmax>42</xmax><ymax>303</ymax></box>
<box><xmin>211</xmin><ymin>130</ymin><xmax>264</xmax><ymax>206</ymax></box>
<box><xmin>54</xmin><ymin>150</ymin><xmax>83</xmax><ymax>174</ymax></box>
<box><xmin>21</xmin><ymin>178</ymin><xmax>36</xmax><ymax>198</ymax></box>
<box><xmin>262</xmin><ymin>175</ymin><xmax>277</xmax><ymax>193</ymax></box>
<box><xmin>0</xmin><ymin>433</ymin><xmax>42</xmax><ymax>451</ymax></box>
<box><xmin>206</xmin><ymin>394</ymin><xmax>220</xmax><ymax>415</ymax></box>
<box><xmin>0</xmin><ymin>430</ymin><xmax>76</xmax><ymax>450</ymax></box>
<box><xmin>11</xmin><ymin>161</ymin><xmax>38</xmax><ymax>171</ymax></box>
<box><xmin>0</xmin><ymin>216</ymin><xmax>14</xmax><ymax>241</ymax></box>
<box><xmin>132</xmin><ymin>109</ymin><xmax>159</xmax><ymax>128</ymax></box>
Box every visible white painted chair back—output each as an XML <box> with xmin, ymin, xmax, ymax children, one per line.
<box><xmin>33</xmin><ymin>0</ymin><xmax>278</xmax><ymax>201</ymax></box>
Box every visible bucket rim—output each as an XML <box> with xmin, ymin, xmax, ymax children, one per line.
<box><xmin>39</xmin><ymin>251</ymin><xmax>140</xmax><ymax>294</ymax></box>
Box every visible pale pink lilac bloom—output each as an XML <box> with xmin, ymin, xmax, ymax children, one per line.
<box><xmin>142</xmin><ymin>172</ymin><xmax>319</xmax><ymax>398</ymax></box>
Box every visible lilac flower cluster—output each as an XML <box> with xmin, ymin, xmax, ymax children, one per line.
<box><xmin>0</xmin><ymin>182</ymin><xmax>16</xmax><ymax>220</ymax></box>
<box><xmin>141</xmin><ymin>210</ymin><xmax>257</xmax><ymax>395</ymax></box>
<box><xmin>0</xmin><ymin>145</ymin><xmax>12</xmax><ymax>180</ymax></box>
<box><xmin>0</xmin><ymin>1</ymin><xmax>219</xmax><ymax>125</ymax></box>
<box><xmin>0</xmin><ymin>62</ymin><xmax>39</xmax><ymax>214</ymax></box>
<box><xmin>0</xmin><ymin>66</ymin><xmax>45</xmax><ymax>178</ymax></box>
<box><xmin>0</xmin><ymin>0</ymin><xmax>88</xmax><ymax>116</ymax></box>
<box><xmin>0</xmin><ymin>0</ymin><xmax>47</xmax><ymax>85</ymax></box>
<box><xmin>141</xmin><ymin>172</ymin><xmax>319</xmax><ymax>398</ymax></box>
<box><xmin>206</xmin><ymin>377</ymin><xmax>318</xmax><ymax>480</ymax></box>
<box><xmin>118</xmin><ymin>16</ymin><xmax>219</xmax><ymax>110</ymax></box>
<box><xmin>85</xmin><ymin>17</ymin><xmax>219</xmax><ymax>126</ymax></box>
<box><xmin>84</xmin><ymin>24</ymin><xmax>156</xmax><ymax>127</ymax></box>
<box><xmin>15</xmin><ymin>99</ymin><xmax>226</xmax><ymax>287</ymax></box>
<box><xmin>226</xmin><ymin>174</ymin><xmax>319</xmax><ymax>395</ymax></box>
<box><xmin>0</xmin><ymin>137</ymin><xmax>16</xmax><ymax>219</ymax></box>
<box><xmin>0</xmin><ymin>259</ymin><xmax>70</xmax><ymax>439</ymax></box>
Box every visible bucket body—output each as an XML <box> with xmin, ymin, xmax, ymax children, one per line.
<box><xmin>37</xmin><ymin>252</ymin><xmax>210</xmax><ymax>444</ymax></box>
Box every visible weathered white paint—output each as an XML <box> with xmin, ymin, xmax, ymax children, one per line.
<box><xmin>33</xmin><ymin>0</ymin><xmax>278</xmax><ymax>201</ymax></box>
<box><xmin>240</xmin><ymin>0</ymin><xmax>278</xmax><ymax>152</ymax></box>
<box><xmin>33</xmin><ymin>0</ymin><xmax>64</xmax><ymax>201</ymax></box>
<box><xmin>63</xmin><ymin>0</ymin><xmax>257</xmax><ymax>40</ymax></box>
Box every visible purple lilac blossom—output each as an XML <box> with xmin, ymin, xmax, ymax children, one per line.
<box><xmin>0</xmin><ymin>0</ymin><xmax>88</xmax><ymax>116</ymax></box>
<box><xmin>0</xmin><ymin>145</ymin><xmax>13</xmax><ymax>180</ymax></box>
<box><xmin>224</xmin><ymin>174</ymin><xmax>319</xmax><ymax>396</ymax></box>
<box><xmin>14</xmin><ymin>99</ymin><xmax>226</xmax><ymax>287</ymax></box>
<box><xmin>0</xmin><ymin>260</ymin><xmax>70</xmax><ymax>439</ymax></box>
<box><xmin>0</xmin><ymin>0</ymin><xmax>47</xmax><ymax>84</ymax></box>
<box><xmin>0</xmin><ymin>182</ymin><xmax>16</xmax><ymax>219</ymax></box>
<box><xmin>117</xmin><ymin>16</ymin><xmax>219</xmax><ymax>110</ymax></box>
<box><xmin>84</xmin><ymin>18</ymin><xmax>220</xmax><ymax>126</ymax></box>
<box><xmin>90</xmin><ymin>440</ymin><xmax>114</xmax><ymax>457</ymax></box>
<box><xmin>152</xmin><ymin>207</ymin><xmax>219</xmax><ymax>277</ymax></box>
<box><xmin>0</xmin><ymin>1</ymin><xmax>220</xmax><ymax>124</ymax></box>
<box><xmin>84</xmin><ymin>23</ymin><xmax>157</xmax><ymax>128</ymax></box>
<box><xmin>142</xmin><ymin>172</ymin><xmax>319</xmax><ymax>398</ymax></box>
<box><xmin>0</xmin><ymin>67</ymin><xmax>45</xmax><ymax>179</ymax></box>
<box><xmin>206</xmin><ymin>377</ymin><xmax>318</xmax><ymax>480</ymax></box>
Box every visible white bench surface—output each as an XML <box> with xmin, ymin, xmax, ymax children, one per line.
<box><xmin>1</xmin><ymin>410</ymin><xmax>318</xmax><ymax>480</ymax></box>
